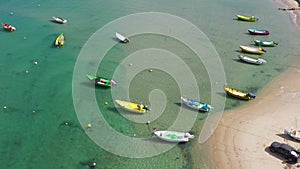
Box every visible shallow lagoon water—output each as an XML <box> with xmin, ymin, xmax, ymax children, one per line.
<box><xmin>1</xmin><ymin>0</ymin><xmax>300</xmax><ymax>168</ymax></box>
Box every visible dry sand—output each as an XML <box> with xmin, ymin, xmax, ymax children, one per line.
<box><xmin>276</xmin><ymin>0</ymin><xmax>300</xmax><ymax>28</ymax></box>
<box><xmin>204</xmin><ymin>1</ymin><xmax>300</xmax><ymax>168</ymax></box>
<box><xmin>205</xmin><ymin>67</ymin><xmax>300</xmax><ymax>169</ymax></box>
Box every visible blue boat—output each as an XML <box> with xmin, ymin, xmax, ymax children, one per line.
<box><xmin>180</xmin><ymin>96</ymin><xmax>212</xmax><ymax>112</ymax></box>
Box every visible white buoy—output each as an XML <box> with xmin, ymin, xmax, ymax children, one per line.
<box><xmin>10</xmin><ymin>12</ymin><xmax>14</xmax><ymax>15</ymax></box>
<box><xmin>34</xmin><ymin>61</ymin><xmax>38</xmax><ymax>65</ymax></box>
<box><xmin>25</xmin><ymin>70</ymin><xmax>29</xmax><ymax>74</ymax></box>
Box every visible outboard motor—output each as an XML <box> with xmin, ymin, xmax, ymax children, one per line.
<box><xmin>247</xmin><ymin>92</ymin><xmax>256</xmax><ymax>99</ymax></box>
<box><xmin>143</xmin><ymin>105</ymin><xmax>151</xmax><ymax>111</ymax></box>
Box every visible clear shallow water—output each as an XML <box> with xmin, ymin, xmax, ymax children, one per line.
<box><xmin>1</xmin><ymin>0</ymin><xmax>300</xmax><ymax>168</ymax></box>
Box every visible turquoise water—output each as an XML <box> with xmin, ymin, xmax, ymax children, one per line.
<box><xmin>1</xmin><ymin>0</ymin><xmax>300</xmax><ymax>168</ymax></box>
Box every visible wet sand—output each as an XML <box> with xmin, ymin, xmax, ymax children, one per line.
<box><xmin>205</xmin><ymin>66</ymin><xmax>300</xmax><ymax>168</ymax></box>
<box><xmin>276</xmin><ymin>0</ymin><xmax>300</xmax><ymax>28</ymax></box>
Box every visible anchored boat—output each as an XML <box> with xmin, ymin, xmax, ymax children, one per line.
<box><xmin>224</xmin><ymin>86</ymin><xmax>256</xmax><ymax>100</ymax></box>
<box><xmin>238</xmin><ymin>55</ymin><xmax>267</xmax><ymax>65</ymax></box>
<box><xmin>115</xmin><ymin>100</ymin><xmax>150</xmax><ymax>113</ymax></box>
<box><xmin>236</xmin><ymin>15</ymin><xmax>258</xmax><ymax>22</ymax></box>
<box><xmin>154</xmin><ymin>130</ymin><xmax>194</xmax><ymax>143</ymax></box>
<box><xmin>180</xmin><ymin>96</ymin><xmax>212</xmax><ymax>112</ymax></box>
<box><xmin>86</xmin><ymin>74</ymin><xmax>116</xmax><ymax>87</ymax></box>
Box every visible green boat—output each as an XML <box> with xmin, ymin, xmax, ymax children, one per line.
<box><xmin>236</xmin><ymin>14</ymin><xmax>258</xmax><ymax>22</ymax></box>
<box><xmin>254</xmin><ymin>40</ymin><xmax>278</xmax><ymax>47</ymax></box>
<box><xmin>86</xmin><ymin>74</ymin><xmax>116</xmax><ymax>87</ymax></box>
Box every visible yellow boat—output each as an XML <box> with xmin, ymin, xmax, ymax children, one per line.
<box><xmin>224</xmin><ymin>86</ymin><xmax>256</xmax><ymax>100</ymax></box>
<box><xmin>240</xmin><ymin>45</ymin><xmax>265</xmax><ymax>55</ymax></box>
<box><xmin>236</xmin><ymin>15</ymin><xmax>258</xmax><ymax>22</ymax></box>
<box><xmin>55</xmin><ymin>33</ymin><xmax>65</xmax><ymax>47</ymax></box>
<box><xmin>115</xmin><ymin>100</ymin><xmax>150</xmax><ymax>113</ymax></box>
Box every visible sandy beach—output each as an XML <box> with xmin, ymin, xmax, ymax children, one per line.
<box><xmin>276</xmin><ymin>0</ymin><xmax>300</xmax><ymax>28</ymax></box>
<box><xmin>205</xmin><ymin>1</ymin><xmax>300</xmax><ymax>168</ymax></box>
<box><xmin>205</xmin><ymin>66</ymin><xmax>300</xmax><ymax>168</ymax></box>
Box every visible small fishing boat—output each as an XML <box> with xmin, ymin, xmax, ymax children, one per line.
<box><xmin>86</xmin><ymin>74</ymin><xmax>116</xmax><ymax>87</ymax></box>
<box><xmin>248</xmin><ymin>29</ymin><xmax>270</xmax><ymax>35</ymax></box>
<box><xmin>2</xmin><ymin>23</ymin><xmax>16</xmax><ymax>32</ymax></box>
<box><xmin>153</xmin><ymin>130</ymin><xmax>194</xmax><ymax>143</ymax></box>
<box><xmin>115</xmin><ymin>32</ymin><xmax>130</xmax><ymax>43</ymax></box>
<box><xmin>236</xmin><ymin>15</ymin><xmax>258</xmax><ymax>22</ymax></box>
<box><xmin>254</xmin><ymin>40</ymin><xmax>278</xmax><ymax>47</ymax></box>
<box><xmin>52</xmin><ymin>16</ymin><xmax>67</xmax><ymax>24</ymax></box>
<box><xmin>224</xmin><ymin>86</ymin><xmax>256</xmax><ymax>100</ymax></box>
<box><xmin>284</xmin><ymin>128</ymin><xmax>300</xmax><ymax>141</ymax></box>
<box><xmin>238</xmin><ymin>55</ymin><xmax>267</xmax><ymax>65</ymax></box>
<box><xmin>240</xmin><ymin>45</ymin><xmax>266</xmax><ymax>54</ymax></box>
<box><xmin>115</xmin><ymin>100</ymin><xmax>150</xmax><ymax>113</ymax></box>
<box><xmin>55</xmin><ymin>33</ymin><xmax>65</xmax><ymax>47</ymax></box>
<box><xmin>180</xmin><ymin>96</ymin><xmax>212</xmax><ymax>112</ymax></box>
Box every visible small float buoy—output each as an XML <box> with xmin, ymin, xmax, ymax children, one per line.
<box><xmin>3</xmin><ymin>105</ymin><xmax>7</xmax><ymax>109</ymax></box>
<box><xmin>37</xmin><ymin>4</ymin><xmax>41</xmax><ymax>7</ymax></box>
<box><xmin>34</xmin><ymin>61</ymin><xmax>38</xmax><ymax>65</ymax></box>
<box><xmin>87</xmin><ymin>123</ymin><xmax>92</xmax><ymax>128</ymax></box>
<box><xmin>104</xmin><ymin>102</ymin><xmax>108</xmax><ymax>105</ymax></box>
<box><xmin>23</xmin><ymin>36</ymin><xmax>27</xmax><ymax>40</ymax></box>
<box><xmin>10</xmin><ymin>12</ymin><xmax>14</xmax><ymax>15</ymax></box>
<box><xmin>133</xmin><ymin>134</ymin><xmax>136</xmax><ymax>137</ymax></box>
<box><xmin>25</xmin><ymin>70</ymin><xmax>29</xmax><ymax>74</ymax></box>
<box><xmin>128</xmin><ymin>63</ymin><xmax>133</xmax><ymax>66</ymax></box>
<box><xmin>149</xmin><ymin>69</ymin><xmax>153</xmax><ymax>72</ymax></box>
<box><xmin>146</xmin><ymin>121</ymin><xmax>150</xmax><ymax>125</ymax></box>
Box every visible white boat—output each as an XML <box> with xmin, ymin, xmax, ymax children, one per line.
<box><xmin>153</xmin><ymin>130</ymin><xmax>194</xmax><ymax>143</ymax></box>
<box><xmin>52</xmin><ymin>16</ymin><xmax>67</xmax><ymax>24</ymax></box>
<box><xmin>238</xmin><ymin>55</ymin><xmax>267</xmax><ymax>65</ymax></box>
<box><xmin>180</xmin><ymin>96</ymin><xmax>212</xmax><ymax>112</ymax></box>
<box><xmin>115</xmin><ymin>32</ymin><xmax>130</xmax><ymax>43</ymax></box>
<box><xmin>284</xmin><ymin>128</ymin><xmax>300</xmax><ymax>141</ymax></box>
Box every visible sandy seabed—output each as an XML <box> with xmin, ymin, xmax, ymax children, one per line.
<box><xmin>204</xmin><ymin>1</ymin><xmax>300</xmax><ymax>168</ymax></box>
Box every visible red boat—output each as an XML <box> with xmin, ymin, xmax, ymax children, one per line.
<box><xmin>2</xmin><ymin>23</ymin><xmax>16</xmax><ymax>32</ymax></box>
<box><xmin>248</xmin><ymin>29</ymin><xmax>269</xmax><ymax>35</ymax></box>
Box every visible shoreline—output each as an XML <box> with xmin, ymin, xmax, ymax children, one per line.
<box><xmin>276</xmin><ymin>0</ymin><xmax>300</xmax><ymax>28</ymax></box>
<box><xmin>205</xmin><ymin>66</ymin><xmax>300</xmax><ymax>168</ymax></box>
<box><xmin>204</xmin><ymin>1</ymin><xmax>300</xmax><ymax>168</ymax></box>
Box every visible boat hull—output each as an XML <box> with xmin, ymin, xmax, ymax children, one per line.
<box><xmin>224</xmin><ymin>86</ymin><xmax>256</xmax><ymax>100</ymax></box>
<box><xmin>115</xmin><ymin>100</ymin><xmax>148</xmax><ymax>113</ymax></box>
<box><xmin>248</xmin><ymin>29</ymin><xmax>269</xmax><ymax>35</ymax></box>
<box><xmin>238</xmin><ymin>55</ymin><xmax>267</xmax><ymax>65</ymax></box>
<box><xmin>154</xmin><ymin>131</ymin><xmax>194</xmax><ymax>143</ymax></box>
<box><xmin>55</xmin><ymin>33</ymin><xmax>65</xmax><ymax>47</ymax></box>
<box><xmin>254</xmin><ymin>40</ymin><xmax>278</xmax><ymax>47</ymax></box>
<box><xmin>240</xmin><ymin>45</ymin><xmax>265</xmax><ymax>54</ymax></box>
<box><xmin>116</xmin><ymin>32</ymin><xmax>130</xmax><ymax>43</ymax></box>
<box><xmin>284</xmin><ymin>128</ymin><xmax>300</xmax><ymax>141</ymax></box>
<box><xmin>2</xmin><ymin>23</ymin><xmax>16</xmax><ymax>32</ymax></box>
<box><xmin>236</xmin><ymin>15</ymin><xmax>257</xmax><ymax>22</ymax></box>
<box><xmin>86</xmin><ymin>74</ymin><xmax>115</xmax><ymax>87</ymax></box>
<box><xmin>180</xmin><ymin>96</ymin><xmax>212</xmax><ymax>112</ymax></box>
<box><xmin>52</xmin><ymin>16</ymin><xmax>67</xmax><ymax>24</ymax></box>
